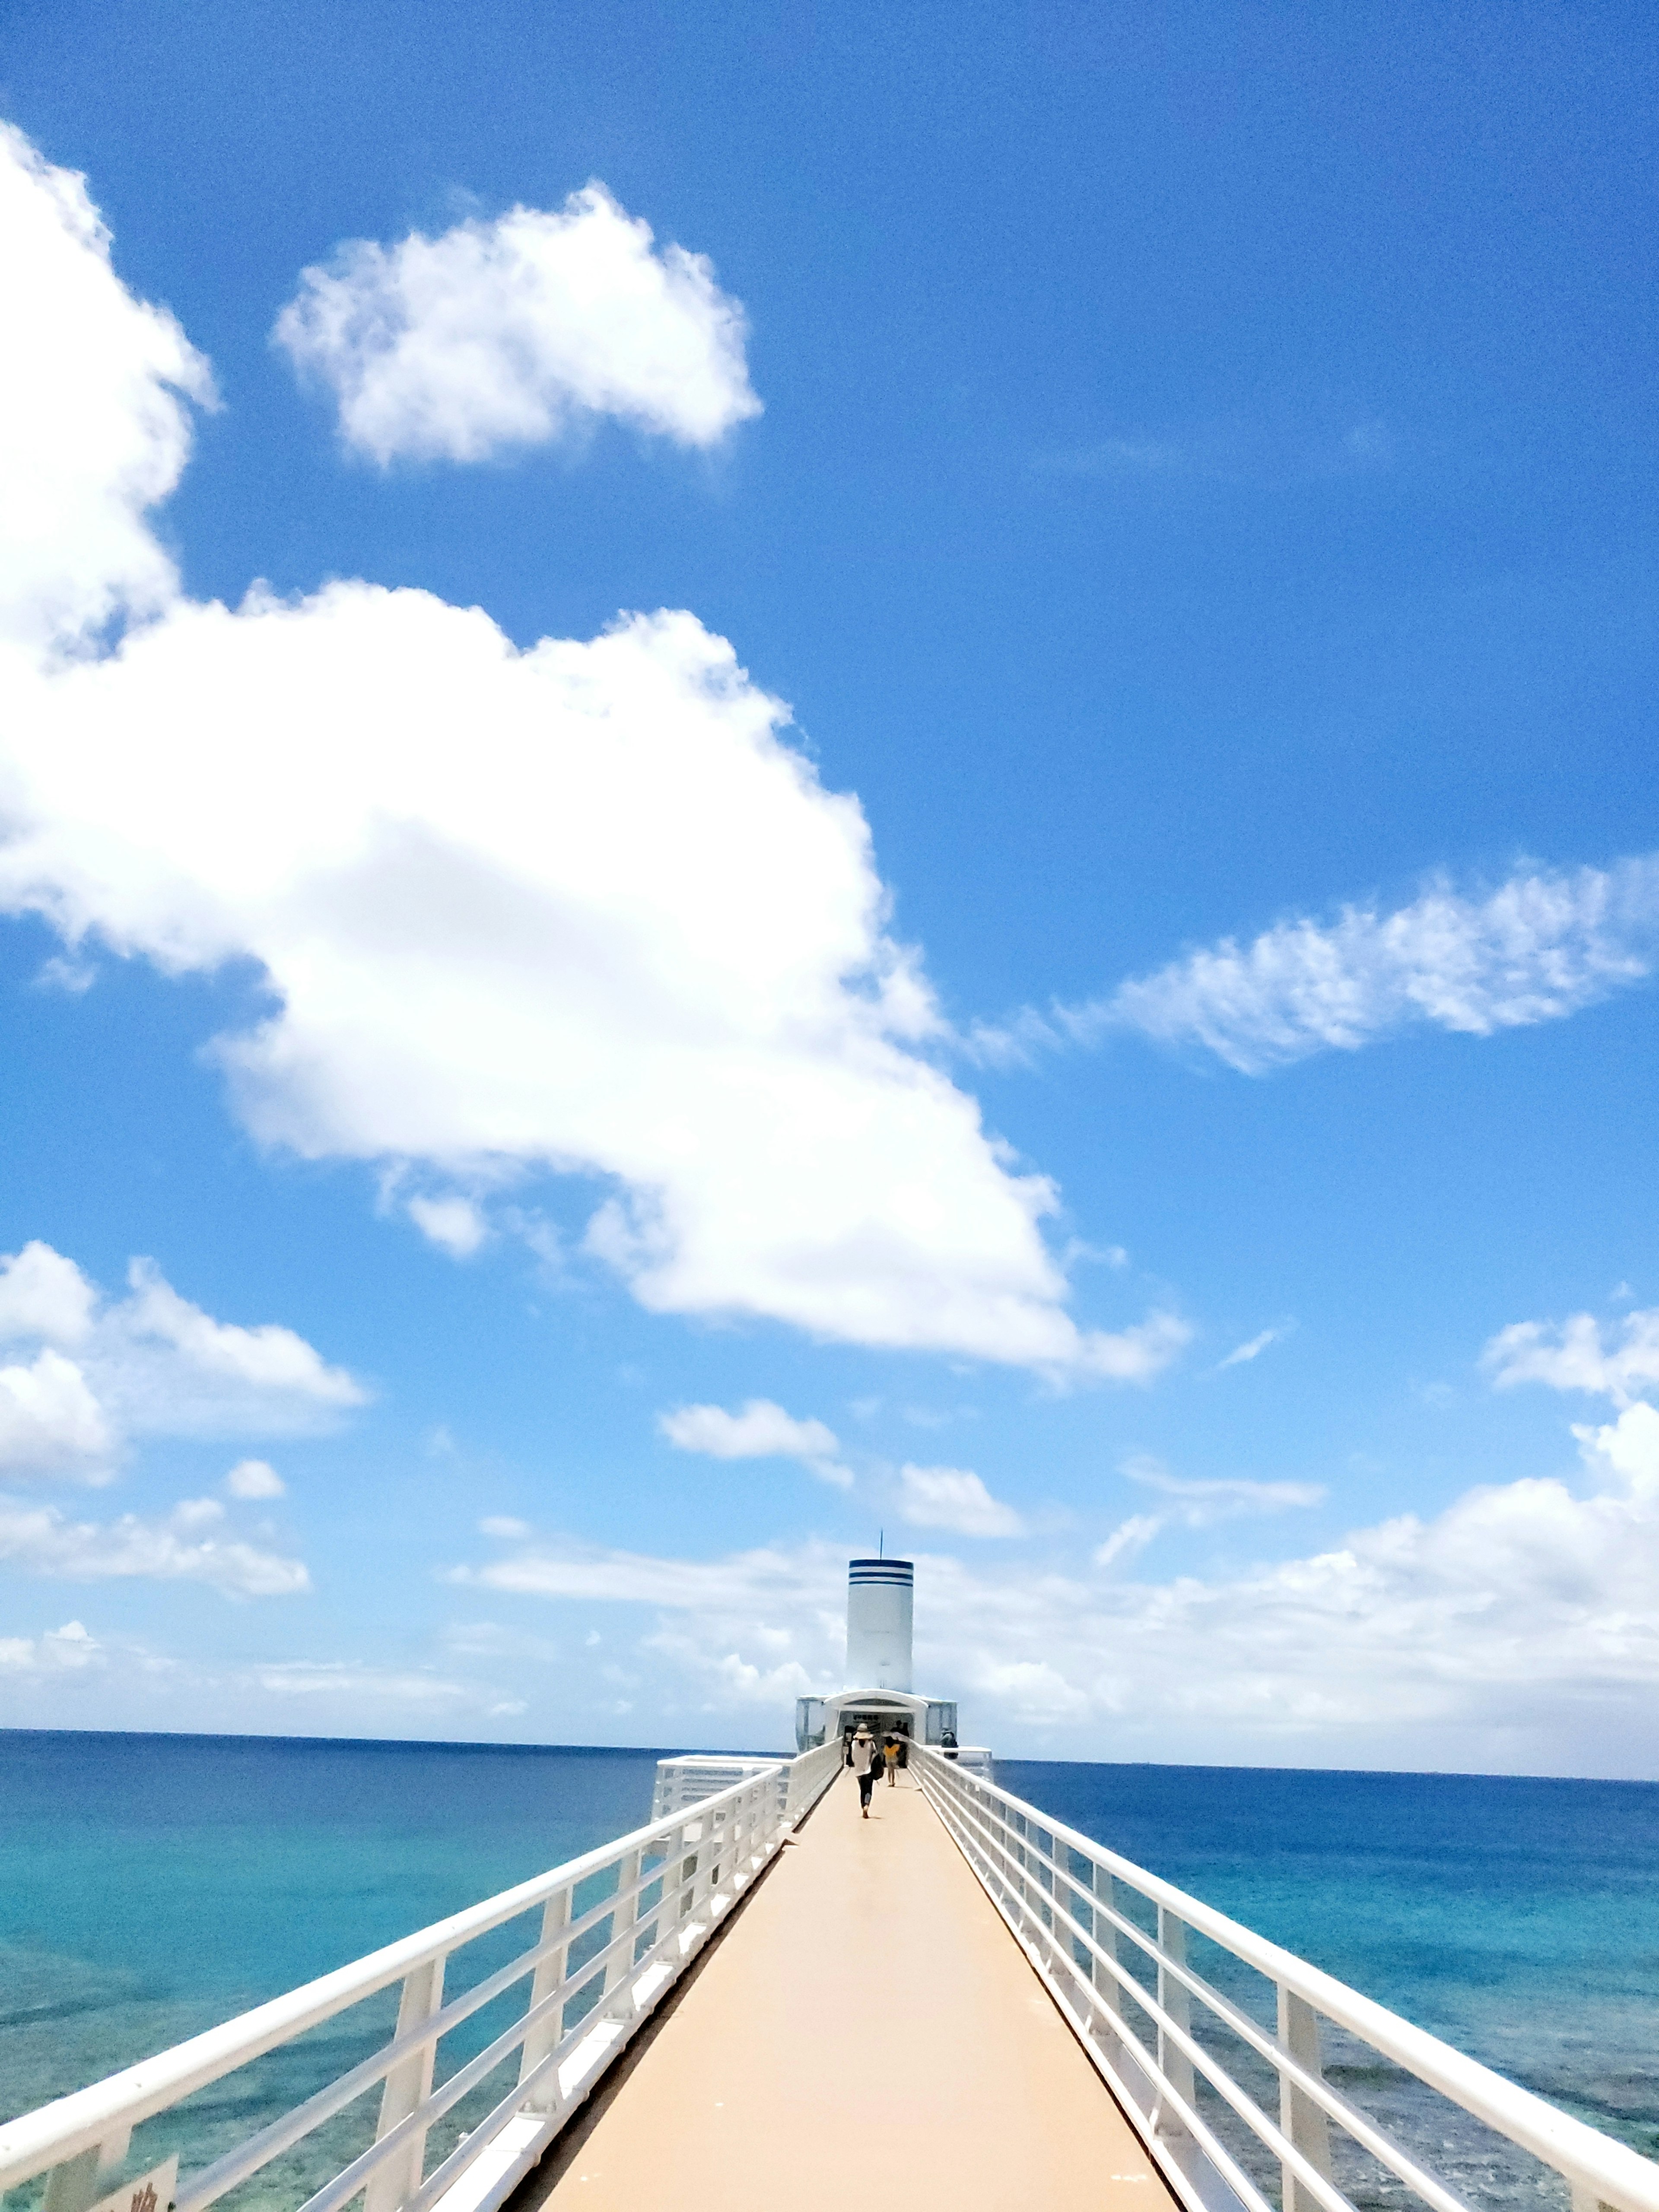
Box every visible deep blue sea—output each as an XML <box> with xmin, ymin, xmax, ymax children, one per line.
<box><xmin>3</xmin><ymin>1735</ymin><xmax>1657</xmax><ymax>2209</ymax></box>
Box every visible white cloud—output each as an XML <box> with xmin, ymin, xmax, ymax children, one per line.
<box><xmin>447</xmin><ymin>1407</ymin><xmax>1659</xmax><ymax>1768</ymax></box>
<box><xmin>443</xmin><ymin>1619</ymin><xmax>560</xmax><ymax>1662</ymax></box>
<box><xmin>0</xmin><ymin>1348</ymin><xmax>112</xmax><ymax>1476</ymax></box>
<box><xmin>1026</xmin><ymin>858</ymin><xmax>1659</xmax><ymax>1075</ymax></box>
<box><xmin>897</xmin><ymin>1463</ymin><xmax>1024</xmax><ymax>1537</ymax></box>
<box><xmin>658</xmin><ymin>1398</ymin><xmax>852</xmax><ymax>1487</ymax></box>
<box><xmin>0</xmin><ymin>1240</ymin><xmax>97</xmax><ymax>1343</ymax></box>
<box><xmin>407</xmin><ymin>1194</ymin><xmax>488</xmax><ymax>1257</ymax></box>
<box><xmin>0</xmin><ymin>123</ymin><xmax>215</xmax><ymax>655</ymax></box>
<box><xmin>1093</xmin><ymin>1458</ymin><xmax>1324</xmax><ymax>1562</ymax></box>
<box><xmin>0</xmin><ymin>1494</ymin><xmax>310</xmax><ymax>1597</ymax></box>
<box><xmin>0</xmin><ymin>1618</ymin><xmax>102</xmax><ymax>1674</ymax></box>
<box><xmin>1219</xmin><ymin>1326</ymin><xmax>1284</xmax><ymax>1368</ymax></box>
<box><xmin>112</xmin><ymin>1258</ymin><xmax>364</xmax><ymax>1407</ymax></box>
<box><xmin>273</xmin><ymin>185</ymin><xmax>760</xmax><ymax>466</ymax></box>
<box><xmin>0</xmin><ymin>124</ymin><xmax>1177</xmax><ymax>1388</ymax></box>
<box><xmin>1092</xmin><ymin>1514</ymin><xmax>1163</xmax><ymax>1569</ymax></box>
<box><xmin>225</xmin><ymin>1458</ymin><xmax>286</xmax><ymax>1499</ymax></box>
<box><xmin>1482</xmin><ymin>1308</ymin><xmax>1659</xmax><ymax>1409</ymax></box>
<box><xmin>479</xmin><ymin>1514</ymin><xmax>532</xmax><ymax>1538</ymax></box>
<box><xmin>1122</xmin><ymin>1454</ymin><xmax>1325</xmax><ymax>1522</ymax></box>
<box><xmin>251</xmin><ymin>1660</ymin><xmax>471</xmax><ymax>1704</ymax></box>
<box><xmin>0</xmin><ymin>1240</ymin><xmax>362</xmax><ymax>1476</ymax></box>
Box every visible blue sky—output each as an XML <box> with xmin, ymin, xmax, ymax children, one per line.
<box><xmin>2</xmin><ymin>0</ymin><xmax>1657</xmax><ymax>1773</ymax></box>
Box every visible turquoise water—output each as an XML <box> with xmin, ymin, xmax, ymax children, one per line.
<box><xmin>0</xmin><ymin>1732</ymin><xmax>671</xmax><ymax>2209</ymax></box>
<box><xmin>3</xmin><ymin>1735</ymin><xmax>1658</xmax><ymax>2209</ymax></box>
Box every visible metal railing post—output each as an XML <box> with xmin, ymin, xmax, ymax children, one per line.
<box><xmin>1091</xmin><ymin>1861</ymin><xmax>1123</xmax><ymax>2025</ymax></box>
<box><xmin>1157</xmin><ymin>1907</ymin><xmax>1195</xmax><ymax>2134</ymax></box>
<box><xmin>517</xmin><ymin>1885</ymin><xmax>571</xmax><ymax>2113</ymax></box>
<box><xmin>1278</xmin><ymin>1986</ymin><xmax>1334</xmax><ymax>2212</ymax></box>
<box><xmin>364</xmin><ymin>1955</ymin><xmax>445</xmax><ymax>2212</ymax></box>
<box><xmin>601</xmin><ymin>1851</ymin><xmax>642</xmax><ymax>2008</ymax></box>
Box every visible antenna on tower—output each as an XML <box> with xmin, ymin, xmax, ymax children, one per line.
<box><xmin>879</xmin><ymin>1529</ymin><xmax>884</xmax><ymax>1558</ymax></box>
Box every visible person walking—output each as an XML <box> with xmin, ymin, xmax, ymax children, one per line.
<box><xmin>883</xmin><ymin>1732</ymin><xmax>901</xmax><ymax>1787</ymax></box>
<box><xmin>849</xmin><ymin>1724</ymin><xmax>879</xmax><ymax>1816</ymax></box>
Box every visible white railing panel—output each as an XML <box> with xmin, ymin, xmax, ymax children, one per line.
<box><xmin>0</xmin><ymin>1750</ymin><xmax>831</xmax><ymax>2212</ymax></box>
<box><xmin>915</xmin><ymin>1745</ymin><xmax>1659</xmax><ymax>2212</ymax></box>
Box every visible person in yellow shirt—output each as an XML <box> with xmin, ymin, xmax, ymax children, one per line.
<box><xmin>882</xmin><ymin>1732</ymin><xmax>901</xmax><ymax>1786</ymax></box>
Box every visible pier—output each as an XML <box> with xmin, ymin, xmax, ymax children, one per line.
<box><xmin>530</xmin><ymin>1770</ymin><xmax>1168</xmax><ymax>2210</ymax></box>
<box><xmin>8</xmin><ymin>1555</ymin><xmax>1659</xmax><ymax>2212</ymax></box>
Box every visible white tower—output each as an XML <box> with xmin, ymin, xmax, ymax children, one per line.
<box><xmin>845</xmin><ymin>1556</ymin><xmax>913</xmax><ymax>1691</ymax></box>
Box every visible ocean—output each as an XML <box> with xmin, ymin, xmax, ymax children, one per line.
<box><xmin>3</xmin><ymin>1734</ymin><xmax>1657</xmax><ymax>2209</ymax></box>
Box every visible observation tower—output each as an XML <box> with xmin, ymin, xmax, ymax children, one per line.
<box><xmin>792</xmin><ymin>1554</ymin><xmax>960</xmax><ymax>1753</ymax></box>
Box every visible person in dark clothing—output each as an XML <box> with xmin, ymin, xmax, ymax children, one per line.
<box><xmin>849</xmin><ymin>1725</ymin><xmax>879</xmax><ymax>1815</ymax></box>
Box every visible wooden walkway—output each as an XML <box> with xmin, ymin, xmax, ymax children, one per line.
<box><xmin>522</xmin><ymin>1769</ymin><xmax>1176</xmax><ymax>2212</ymax></box>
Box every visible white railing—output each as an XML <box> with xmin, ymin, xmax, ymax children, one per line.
<box><xmin>651</xmin><ymin>1738</ymin><xmax>842</xmax><ymax>1824</ymax></box>
<box><xmin>0</xmin><ymin>1747</ymin><xmax>839</xmax><ymax>2212</ymax></box>
<box><xmin>915</xmin><ymin>1745</ymin><xmax>1659</xmax><ymax>2212</ymax></box>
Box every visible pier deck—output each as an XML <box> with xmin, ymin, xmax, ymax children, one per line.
<box><xmin>524</xmin><ymin>1770</ymin><xmax>1175</xmax><ymax>2212</ymax></box>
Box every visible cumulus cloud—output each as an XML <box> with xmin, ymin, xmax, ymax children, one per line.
<box><xmin>0</xmin><ymin>1348</ymin><xmax>112</xmax><ymax>1475</ymax></box>
<box><xmin>0</xmin><ymin>125</ymin><xmax>1175</xmax><ymax>1387</ymax></box>
<box><xmin>0</xmin><ymin>1239</ymin><xmax>97</xmax><ymax>1342</ymax></box>
<box><xmin>108</xmin><ymin>1259</ymin><xmax>364</xmax><ymax>1414</ymax></box>
<box><xmin>0</xmin><ymin>1494</ymin><xmax>309</xmax><ymax>1597</ymax></box>
<box><xmin>980</xmin><ymin>859</ymin><xmax>1659</xmax><ymax>1077</ymax></box>
<box><xmin>0</xmin><ymin>121</ymin><xmax>214</xmax><ymax>653</ymax></box>
<box><xmin>658</xmin><ymin>1398</ymin><xmax>852</xmax><ymax>1487</ymax></box>
<box><xmin>897</xmin><ymin>1463</ymin><xmax>1024</xmax><ymax>1537</ymax></box>
<box><xmin>1482</xmin><ymin>1308</ymin><xmax>1659</xmax><ymax>1409</ymax></box>
<box><xmin>451</xmin><ymin>1408</ymin><xmax>1659</xmax><ymax>1768</ymax></box>
<box><xmin>224</xmin><ymin>1457</ymin><xmax>286</xmax><ymax>1499</ymax></box>
<box><xmin>0</xmin><ymin>1618</ymin><xmax>102</xmax><ymax>1674</ymax></box>
<box><xmin>0</xmin><ymin>1239</ymin><xmax>363</xmax><ymax>1478</ymax></box>
<box><xmin>273</xmin><ymin>185</ymin><xmax>760</xmax><ymax>466</ymax></box>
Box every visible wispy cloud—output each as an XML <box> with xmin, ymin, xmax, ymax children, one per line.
<box><xmin>0</xmin><ymin>1494</ymin><xmax>309</xmax><ymax>1597</ymax></box>
<box><xmin>1218</xmin><ymin>1325</ymin><xmax>1289</xmax><ymax>1369</ymax></box>
<box><xmin>1035</xmin><ymin>413</ymin><xmax>1398</xmax><ymax>489</ymax></box>
<box><xmin>1095</xmin><ymin>1456</ymin><xmax>1324</xmax><ymax>1562</ymax></box>
<box><xmin>975</xmin><ymin>857</ymin><xmax>1659</xmax><ymax>1077</ymax></box>
<box><xmin>1483</xmin><ymin>1307</ymin><xmax>1659</xmax><ymax>1409</ymax></box>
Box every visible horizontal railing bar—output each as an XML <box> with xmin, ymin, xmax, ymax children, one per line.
<box><xmin>935</xmin><ymin>1777</ymin><xmax>1480</xmax><ymax>2212</ymax></box>
<box><xmin>918</xmin><ymin>1750</ymin><xmax>1659</xmax><ymax>2212</ymax></box>
<box><xmin>295</xmin><ymin>1797</ymin><xmax>782</xmax><ymax>2212</ymax></box>
<box><xmin>928</xmin><ymin>1780</ymin><xmax>1355</xmax><ymax>2212</ymax></box>
<box><xmin>928</xmin><ymin>1783</ymin><xmax>1279</xmax><ymax>2212</ymax></box>
<box><xmin>171</xmin><ymin>1890</ymin><xmax>610</xmax><ymax>2212</ymax></box>
<box><xmin>936</xmin><ymin>1776</ymin><xmax>1478</xmax><ymax>2212</ymax></box>
<box><xmin>287</xmin><ymin>1804</ymin><xmax>779</xmax><ymax>2212</ymax></box>
<box><xmin>0</xmin><ymin>1765</ymin><xmax>782</xmax><ymax>2195</ymax></box>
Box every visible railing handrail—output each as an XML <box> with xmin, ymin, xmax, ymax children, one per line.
<box><xmin>913</xmin><ymin>1745</ymin><xmax>1659</xmax><ymax>2212</ymax></box>
<box><xmin>0</xmin><ymin>1760</ymin><xmax>786</xmax><ymax>2194</ymax></box>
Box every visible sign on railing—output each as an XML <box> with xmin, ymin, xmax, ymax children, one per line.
<box><xmin>914</xmin><ymin>1745</ymin><xmax>1659</xmax><ymax>2212</ymax></box>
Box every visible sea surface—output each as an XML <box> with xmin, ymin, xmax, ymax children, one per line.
<box><xmin>3</xmin><ymin>1735</ymin><xmax>1657</xmax><ymax>2212</ymax></box>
